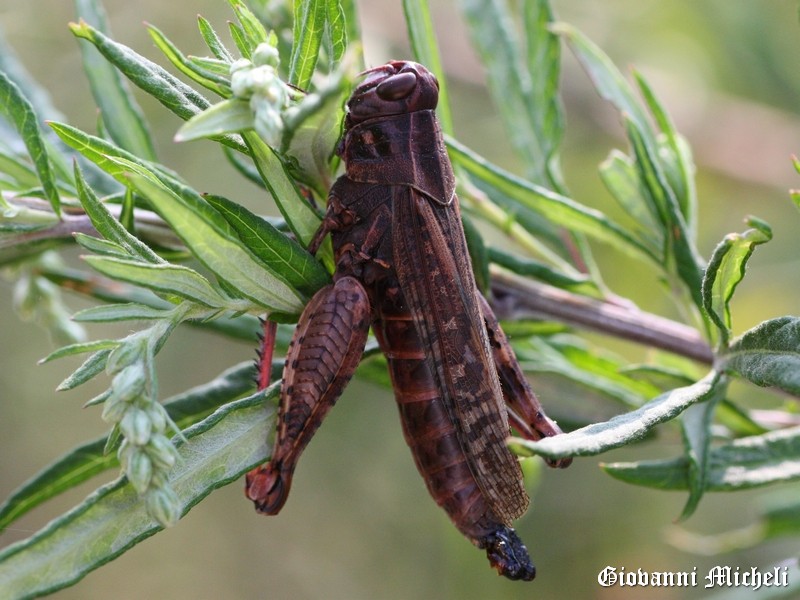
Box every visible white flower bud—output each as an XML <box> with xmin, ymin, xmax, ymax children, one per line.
<box><xmin>145</xmin><ymin>402</ymin><xmax>168</xmax><ymax>433</ymax></box>
<box><xmin>101</xmin><ymin>393</ymin><xmax>130</xmax><ymax>423</ymax></box>
<box><xmin>230</xmin><ymin>69</ymin><xmax>253</xmax><ymax>98</ymax></box>
<box><xmin>145</xmin><ymin>487</ymin><xmax>182</xmax><ymax>528</ymax></box>
<box><xmin>252</xmin><ymin>42</ymin><xmax>280</xmax><ymax>68</ymax></box>
<box><xmin>111</xmin><ymin>363</ymin><xmax>146</xmax><ymax>403</ymax></box>
<box><xmin>120</xmin><ymin>407</ymin><xmax>152</xmax><ymax>446</ymax></box>
<box><xmin>127</xmin><ymin>449</ymin><xmax>153</xmax><ymax>494</ymax></box>
<box><xmin>106</xmin><ymin>339</ymin><xmax>144</xmax><ymax>374</ymax></box>
<box><xmin>146</xmin><ymin>433</ymin><xmax>179</xmax><ymax>471</ymax></box>
<box><xmin>229</xmin><ymin>57</ymin><xmax>252</xmax><ymax>75</ymax></box>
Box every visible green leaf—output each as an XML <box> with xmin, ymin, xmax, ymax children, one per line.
<box><xmin>325</xmin><ymin>0</ymin><xmax>348</xmax><ymax>66</ymax></box>
<box><xmin>72</xmin><ymin>303</ymin><xmax>171</xmax><ymax>322</ymax></box>
<box><xmin>55</xmin><ymin>349</ymin><xmax>114</xmax><ymax>391</ymax></box>
<box><xmin>49</xmin><ymin>121</ymin><xmax>182</xmax><ymax>186</ymax></box>
<box><xmin>73</xmin><ymin>161</ymin><xmax>163</xmax><ymax>263</ymax></box>
<box><xmin>126</xmin><ymin>173</ymin><xmax>305</xmax><ymax>314</ymax></box>
<box><xmin>702</xmin><ymin>218</ymin><xmax>772</xmax><ymax>347</ymax></box>
<box><xmin>0</xmin><ymin>147</ymin><xmax>39</xmax><ymax>189</ymax></box>
<box><xmin>624</xmin><ymin>115</ymin><xmax>704</xmax><ymax>308</ymax></box>
<box><xmin>514</xmin><ymin>336</ymin><xmax>659</xmax><ymax>409</ymax></box>
<box><xmin>83</xmin><ymin>256</ymin><xmax>245</xmax><ymax>310</ymax></box>
<box><xmin>0</xmin><ymin>72</ymin><xmax>60</xmax><ymax>215</ymax></box>
<box><xmin>228</xmin><ymin>0</ymin><xmax>269</xmax><ymax>52</ymax></box>
<box><xmin>510</xmin><ymin>372</ymin><xmax>722</xmax><ymax>460</ymax></box>
<box><xmin>69</xmin><ymin>20</ymin><xmax>208</xmax><ymax>119</ymax></box>
<box><xmin>0</xmin><ymin>361</ymin><xmax>259</xmax><ymax>532</ymax></box>
<box><xmin>39</xmin><ymin>339</ymin><xmax>119</xmax><ymax>364</ymax></box>
<box><xmin>402</xmin><ymin>0</ymin><xmax>452</xmax><ymax>134</ymax></box>
<box><xmin>147</xmin><ymin>24</ymin><xmax>230</xmax><ymax>97</ymax></box>
<box><xmin>633</xmin><ymin>70</ymin><xmax>697</xmax><ymax>237</ymax></box>
<box><xmin>242</xmin><ymin>132</ymin><xmax>321</xmax><ymax>246</ymax></box>
<box><xmin>38</xmin><ymin>265</ymin><xmax>263</xmax><ymax>342</ymax></box>
<box><xmin>228</xmin><ymin>22</ymin><xmax>252</xmax><ymax>59</ymax></box>
<box><xmin>721</xmin><ymin>317</ymin><xmax>800</xmax><ymax>395</ymax></box>
<box><xmin>551</xmin><ymin>22</ymin><xmax>650</xmax><ymax>137</ymax></box>
<box><xmin>0</xmin><ymin>387</ymin><xmax>275</xmax><ymax>598</ymax></box>
<box><xmin>204</xmin><ymin>194</ymin><xmax>330</xmax><ymax>298</ymax></box>
<box><xmin>68</xmin><ymin>20</ymin><xmax>246</xmax><ymax>153</ymax></box>
<box><xmin>459</xmin><ymin>0</ymin><xmax>563</xmax><ymax>188</ymax></box>
<box><xmin>289</xmin><ymin>0</ymin><xmax>327</xmax><ymax>89</ymax></box>
<box><xmin>74</xmin><ymin>0</ymin><xmax>157</xmax><ymax>162</ymax></box>
<box><xmin>197</xmin><ymin>15</ymin><xmax>234</xmax><ymax>62</ymax></box>
<box><xmin>74</xmin><ymin>233</ymin><xmax>129</xmax><ymax>258</ymax></box>
<box><xmin>554</xmin><ymin>22</ymin><xmax>704</xmax><ymax>306</ymax></box>
<box><xmin>459</xmin><ymin>213</ymin><xmax>489</xmax><ymax>294</ymax></box>
<box><xmin>175</xmin><ymin>98</ymin><xmax>254</xmax><ymax>142</ymax></box>
<box><xmin>281</xmin><ymin>69</ymin><xmax>351</xmax><ymax>197</ymax></box>
<box><xmin>523</xmin><ymin>0</ymin><xmax>566</xmax><ymax>191</ymax></box>
<box><xmin>602</xmin><ymin>425</ymin><xmax>800</xmax><ymax>491</ymax></box>
<box><xmin>598</xmin><ymin>149</ymin><xmax>662</xmax><ymax>255</ymax></box>
<box><xmin>489</xmin><ymin>247</ymin><xmax>599</xmax><ymax>296</ymax></box>
<box><xmin>447</xmin><ymin>137</ymin><xmax>656</xmax><ymax>264</ymax></box>
<box><xmin>677</xmin><ymin>381</ymin><xmax>726</xmax><ymax>520</ymax></box>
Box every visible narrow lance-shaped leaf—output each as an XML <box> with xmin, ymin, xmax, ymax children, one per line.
<box><xmin>55</xmin><ymin>348</ymin><xmax>114</xmax><ymax>392</ymax></box>
<box><xmin>402</xmin><ymin>0</ymin><xmax>452</xmax><ymax>135</ymax></box>
<box><xmin>551</xmin><ymin>22</ymin><xmax>650</xmax><ymax>137</ymax></box>
<box><xmin>204</xmin><ymin>194</ymin><xmax>330</xmax><ymax>298</ymax></box>
<box><xmin>74</xmin><ymin>0</ymin><xmax>157</xmax><ymax>161</ymax></box>
<box><xmin>633</xmin><ymin>70</ymin><xmax>697</xmax><ymax>236</ymax></box>
<box><xmin>510</xmin><ymin>372</ymin><xmax>722</xmax><ymax>460</ymax></box>
<box><xmin>0</xmin><ymin>390</ymin><xmax>276</xmax><ymax>599</ymax></box>
<box><xmin>514</xmin><ymin>336</ymin><xmax>658</xmax><ymax>410</ymax></box>
<box><xmin>721</xmin><ymin>317</ymin><xmax>800</xmax><ymax>396</ymax></box>
<box><xmin>523</xmin><ymin>0</ymin><xmax>567</xmax><ymax>192</ymax></box>
<box><xmin>0</xmin><ymin>72</ymin><xmax>60</xmax><ymax>215</ymax></box>
<box><xmin>677</xmin><ymin>380</ymin><xmax>726</xmax><ymax>521</ymax></box>
<box><xmin>73</xmin><ymin>161</ymin><xmax>163</xmax><ymax>264</ymax></box>
<box><xmin>50</xmin><ymin>121</ymin><xmax>183</xmax><ymax>187</ymax></box>
<box><xmin>599</xmin><ymin>150</ymin><xmax>663</xmax><ymax>256</ymax></box>
<box><xmin>228</xmin><ymin>0</ymin><xmax>269</xmax><ymax>51</ymax></box>
<box><xmin>147</xmin><ymin>24</ymin><xmax>230</xmax><ymax>97</ymax></box>
<box><xmin>243</xmin><ymin>131</ymin><xmax>322</xmax><ymax>247</ymax></box>
<box><xmin>289</xmin><ymin>0</ymin><xmax>327</xmax><ymax>89</ymax></box>
<box><xmin>624</xmin><ymin>115</ymin><xmax>704</xmax><ymax>309</ymax></box>
<box><xmin>458</xmin><ymin>0</ymin><xmax>534</xmax><ymax>178</ymax></box>
<box><xmin>325</xmin><ymin>0</ymin><xmax>348</xmax><ymax>66</ymax></box>
<box><xmin>197</xmin><ymin>15</ymin><xmax>234</xmax><ymax>62</ymax></box>
<box><xmin>702</xmin><ymin>218</ymin><xmax>772</xmax><ymax>347</ymax></box>
<box><xmin>69</xmin><ymin>20</ymin><xmax>208</xmax><ymax>120</ymax></box>
<box><xmin>175</xmin><ymin>98</ymin><xmax>254</xmax><ymax>142</ymax></box>
<box><xmin>602</xmin><ymin>425</ymin><xmax>800</xmax><ymax>491</ymax></box>
<box><xmin>83</xmin><ymin>256</ymin><xmax>247</xmax><ymax>311</ymax></box>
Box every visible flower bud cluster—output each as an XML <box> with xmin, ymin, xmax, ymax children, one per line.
<box><xmin>103</xmin><ymin>337</ymin><xmax>181</xmax><ymax>527</ymax></box>
<box><xmin>229</xmin><ymin>42</ymin><xmax>290</xmax><ymax>146</ymax></box>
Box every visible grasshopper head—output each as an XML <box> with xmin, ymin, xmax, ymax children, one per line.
<box><xmin>344</xmin><ymin>60</ymin><xmax>439</xmax><ymax>128</ymax></box>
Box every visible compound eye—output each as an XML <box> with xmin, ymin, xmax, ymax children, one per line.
<box><xmin>375</xmin><ymin>72</ymin><xmax>418</xmax><ymax>100</ymax></box>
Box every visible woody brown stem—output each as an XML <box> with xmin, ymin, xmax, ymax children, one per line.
<box><xmin>490</xmin><ymin>268</ymin><xmax>714</xmax><ymax>365</ymax></box>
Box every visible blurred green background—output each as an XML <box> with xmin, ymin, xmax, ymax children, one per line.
<box><xmin>1</xmin><ymin>1</ymin><xmax>799</xmax><ymax>598</ymax></box>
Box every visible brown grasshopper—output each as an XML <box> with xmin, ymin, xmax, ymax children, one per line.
<box><xmin>245</xmin><ymin>60</ymin><xmax>571</xmax><ymax>581</ymax></box>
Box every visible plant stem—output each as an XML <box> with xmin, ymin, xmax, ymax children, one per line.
<box><xmin>490</xmin><ymin>267</ymin><xmax>714</xmax><ymax>364</ymax></box>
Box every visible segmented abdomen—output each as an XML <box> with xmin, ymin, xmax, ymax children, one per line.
<box><xmin>373</xmin><ymin>297</ymin><xmax>504</xmax><ymax>543</ymax></box>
